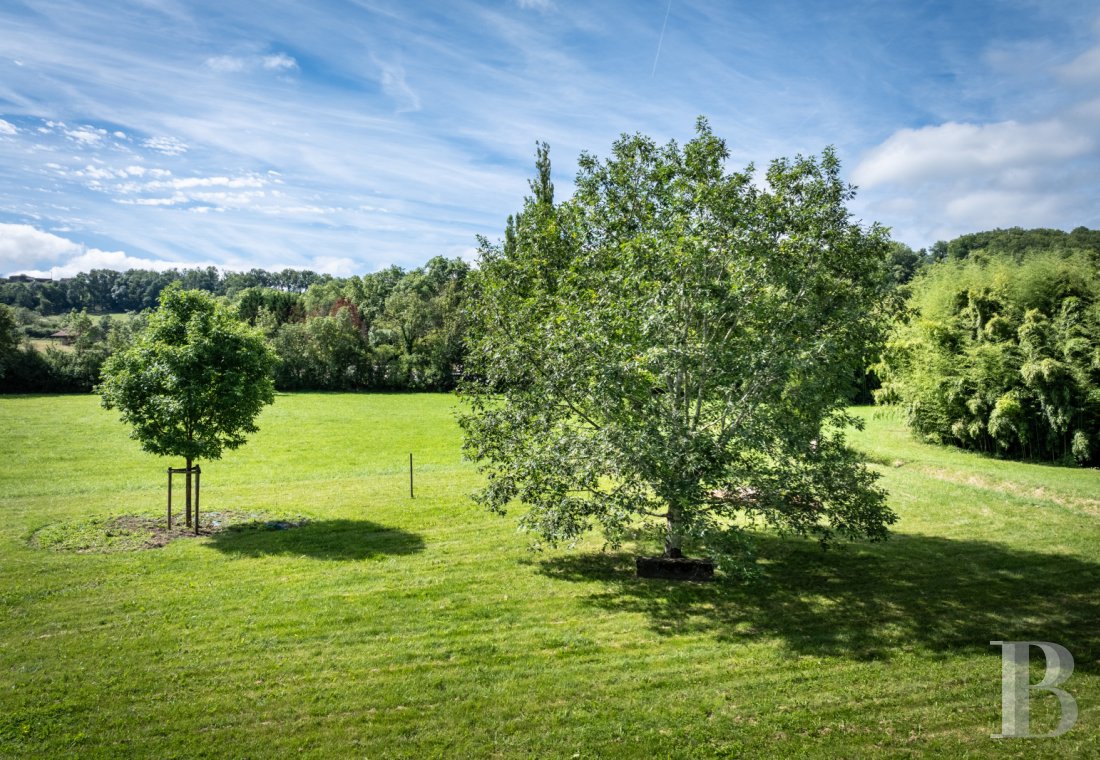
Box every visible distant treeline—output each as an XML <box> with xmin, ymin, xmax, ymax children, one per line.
<box><xmin>2</xmin><ymin>226</ymin><xmax>1099</xmax><ymax>403</ymax></box>
<box><xmin>882</xmin><ymin>226</ymin><xmax>1100</xmax><ymax>287</ymax></box>
<box><xmin>925</xmin><ymin>226</ymin><xmax>1100</xmax><ymax>264</ymax></box>
<box><xmin>0</xmin><ymin>256</ymin><xmax>469</xmax><ymax>393</ymax></box>
<box><xmin>0</xmin><ymin>266</ymin><xmax>333</xmax><ymax>315</ymax></box>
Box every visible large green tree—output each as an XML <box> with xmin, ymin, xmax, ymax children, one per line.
<box><xmin>460</xmin><ymin>120</ymin><xmax>896</xmax><ymax>572</ymax></box>
<box><xmin>99</xmin><ymin>284</ymin><xmax>277</xmax><ymax>522</ymax></box>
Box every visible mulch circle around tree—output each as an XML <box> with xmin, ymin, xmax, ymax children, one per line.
<box><xmin>28</xmin><ymin>511</ymin><xmax>310</xmax><ymax>553</ymax></box>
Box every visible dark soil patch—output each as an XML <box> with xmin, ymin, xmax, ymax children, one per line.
<box><xmin>28</xmin><ymin>511</ymin><xmax>311</xmax><ymax>554</ymax></box>
<box><xmin>636</xmin><ymin>555</ymin><xmax>716</xmax><ymax>581</ymax></box>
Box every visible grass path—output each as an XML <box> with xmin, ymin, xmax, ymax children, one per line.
<box><xmin>1</xmin><ymin>394</ymin><xmax>1098</xmax><ymax>757</ymax></box>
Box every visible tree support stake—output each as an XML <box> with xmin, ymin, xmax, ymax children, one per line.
<box><xmin>166</xmin><ymin>464</ymin><xmax>202</xmax><ymax>533</ymax></box>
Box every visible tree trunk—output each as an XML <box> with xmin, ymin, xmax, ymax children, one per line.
<box><xmin>185</xmin><ymin>456</ymin><xmax>193</xmax><ymax>527</ymax></box>
<box><xmin>664</xmin><ymin>504</ymin><xmax>684</xmax><ymax>558</ymax></box>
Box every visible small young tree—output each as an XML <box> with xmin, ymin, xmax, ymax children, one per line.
<box><xmin>99</xmin><ymin>284</ymin><xmax>277</xmax><ymax>522</ymax></box>
<box><xmin>460</xmin><ymin>119</ymin><xmax>896</xmax><ymax>573</ymax></box>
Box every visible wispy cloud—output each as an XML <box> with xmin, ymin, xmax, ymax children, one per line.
<box><xmin>205</xmin><ymin>55</ymin><xmax>249</xmax><ymax>73</ymax></box>
<box><xmin>262</xmin><ymin>52</ymin><xmax>298</xmax><ymax>71</ymax></box>
<box><xmin>205</xmin><ymin>51</ymin><xmax>299</xmax><ymax>74</ymax></box>
<box><xmin>142</xmin><ymin>136</ymin><xmax>188</xmax><ymax>155</ymax></box>
<box><xmin>377</xmin><ymin>60</ymin><xmax>420</xmax><ymax>113</ymax></box>
<box><xmin>65</xmin><ymin>125</ymin><xmax>108</xmax><ymax>145</ymax></box>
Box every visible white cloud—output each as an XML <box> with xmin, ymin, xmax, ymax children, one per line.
<box><xmin>18</xmin><ymin>250</ymin><xmax>181</xmax><ymax>278</ymax></box>
<box><xmin>262</xmin><ymin>53</ymin><xmax>298</xmax><ymax>72</ymax></box>
<box><xmin>64</xmin><ymin>125</ymin><xmax>107</xmax><ymax>145</ymax></box>
<box><xmin>142</xmin><ymin>136</ymin><xmax>188</xmax><ymax>155</ymax></box>
<box><xmin>116</xmin><ymin>194</ymin><xmax>188</xmax><ymax>206</ymax></box>
<box><xmin>516</xmin><ymin>0</ymin><xmax>555</xmax><ymax>9</ymax></box>
<box><xmin>311</xmin><ymin>256</ymin><xmax>357</xmax><ymax>276</ymax></box>
<box><xmin>852</xmin><ymin>119</ymin><xmax>1092</xmax><ymax>188</ymax></box>
<box><xmin>82</xmin><ymin>163</ymin><xmax>124</xmax><ymax>180</ymax></box>
<box><xmin>104</xmin><ymin>173</ymin><xmax>268</xmax><ymax>210</ymax></box>
<box><xmin>205</xmin><ymin>52</ymin><xmax>298</xmax><ymax>74</ymax></box>
<box><xmin>0</xmin><ymin>119</ymin><xmax>17</xmax><ymax>135</ymax></box>
<box><xmin>0</xmin><ymin>223</ymin><xmax>80</xmax><ymax>267</ymax></box>
<box><xmin>148</xmin><ymin>175</ymin><xmax>265</xmax><ymax>190</ymax></box>
<box><xmin>262</xmin><ymin>204</ymin><xmax>329</xmax><ymax>215</ymax></box>
<box><xmin>189</xmin><ymin>190</ymin><xmax>265</xmax><ymax>206</ymax></box>
<box><xmin>125</xmin><ymin>165</ymin><xmax>146</xmax><ymax>176</ymax></box>
<box><xmin>0</xmin><ymin>223</ymin><xmax>195</xmax><ymax>278</ymax></box>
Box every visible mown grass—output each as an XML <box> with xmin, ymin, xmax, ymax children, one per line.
<box><xmin>0</xmin><ymin>394</ymin><xmax>1098</xmax><ymax>758</ymax></box>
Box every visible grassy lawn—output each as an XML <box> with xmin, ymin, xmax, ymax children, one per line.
<box><xmin>25</xmin><ymin>339</ymin><xmax>71</xmax><ymax>354</ymax></box>
<box><xmin>1</xmin><ymin>394</ymin><xmax>1098</xmax><ymax>758</ymax></box>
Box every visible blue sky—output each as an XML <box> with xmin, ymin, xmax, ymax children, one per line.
<box><xmin>1</xmin><ymin>0</ymin><xmax>1099</xmax><ymax>277</ymax></box>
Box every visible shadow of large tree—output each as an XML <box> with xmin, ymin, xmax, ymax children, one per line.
<box><xmin>206</xmin><ymin>519</ymin><xmax>424</xmax><ymax>561</ymax></box>
<box><xmin>535</xmin><ymin>534</ymin><xmax>1100</xmax><ymax>671</ymax></box>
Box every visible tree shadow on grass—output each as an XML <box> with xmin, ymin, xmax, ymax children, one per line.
<box><xmin>534</xmin><ymin>534</ymin><xmax>1100</xmax><ymax>671</ymax></box>
<box><xmin>205</xmin><ymin>519</ymin><xmax>424</xmax><ymax>561</ymax></box>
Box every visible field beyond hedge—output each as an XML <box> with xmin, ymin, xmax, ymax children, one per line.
<box><xmin>1</xmin><ymin>394</ymin><xmax>1098</xmax><ymax>758</ymax></box>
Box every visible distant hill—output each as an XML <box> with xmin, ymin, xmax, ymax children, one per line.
<box><xmin>929</xmin><ymin>226</ymin><xmax>1100</xmax><ymax>262</ymax></box>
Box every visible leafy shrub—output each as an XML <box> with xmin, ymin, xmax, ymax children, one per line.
<box><xmin>877</xmin><ymin>250</ymin><xmax>1100</xmax><ymax>465</ymax></box>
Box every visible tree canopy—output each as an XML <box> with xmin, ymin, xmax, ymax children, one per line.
<box><xmin>99</xmin><ymin>284</ymin><xmax>277</xmax><ymax>462</ymax></box>
<box><xmin>460</xmin><ymin>119</ymin><xmax>897</xmax><ymax>571</ymax></box>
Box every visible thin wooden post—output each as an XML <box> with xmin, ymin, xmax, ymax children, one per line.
<box><xmin>194</xmin><ymin>465</ymin><xmax>201</xmax><ymax>535</ymax></box>
<box><xmin>185</xmin><ymin>457</ymin><xmax>193</xmax><ymax>527</ymax></box>
<box><xmin>409</xmin><ymin>453</ymin><xmax>414</xmax><ymax>499</ymax></box>
<box><xmin>167</xmin><ymin>468</ymin><xmax>172</xmax><ymax>529</ymax></box>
